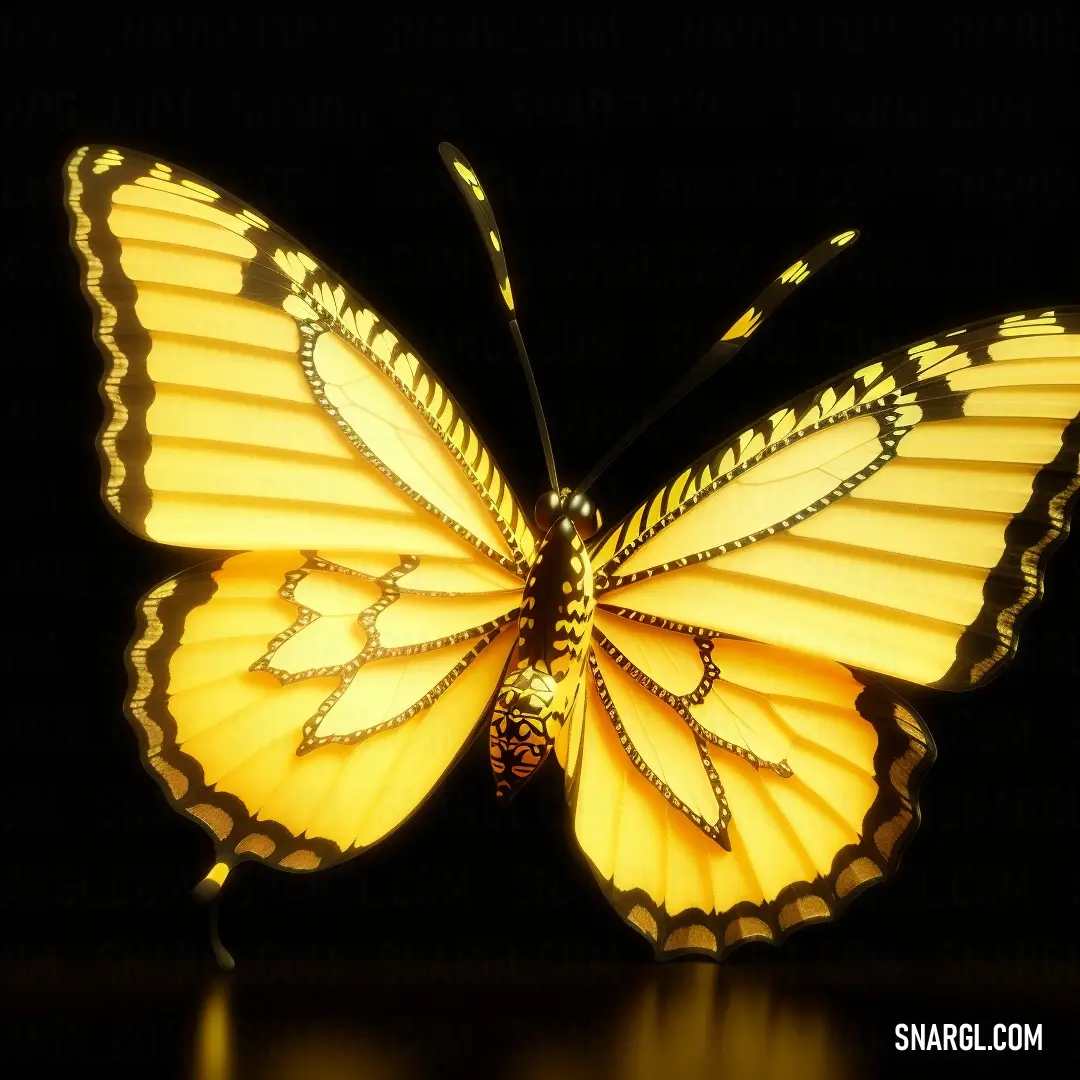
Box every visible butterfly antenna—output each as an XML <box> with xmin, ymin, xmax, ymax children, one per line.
<box><xmin>194</xmin><ymin>861</ymin><xmax>236</xmax><ymax>971</ymax></box>
<box><xmin>439</xmin><ymin>142</ymin><xmax>560</xmax><ymax>493</ymax></box>
<box><xmin>574</xmin><ymin>229</ymin><xmax>861</xmax><ymax>496</ymax></box>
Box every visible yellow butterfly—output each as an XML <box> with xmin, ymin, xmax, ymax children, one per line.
<box><xmin>65</xmin><ymin>143</ymin><xmax>1080</xmax><ymax>967</ymax></box>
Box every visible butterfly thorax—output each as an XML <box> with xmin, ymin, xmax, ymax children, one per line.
<box><xmin>489</xmin><ymin>517</ymin><xmax>595</xmax><ymax>799</ymax></box>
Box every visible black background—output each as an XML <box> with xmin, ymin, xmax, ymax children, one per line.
<box><xmin>3</xmin><ymin>12</ymin><xmax>1079</xmax><ymax>1077</ymax></box>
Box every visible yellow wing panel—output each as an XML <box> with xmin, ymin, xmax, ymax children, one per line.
<box><xmin>616</xmin><ymin>414</ymin><xmax>892</xmax><ymax>576</ymax></box>
<box><xmin>131</xmin><ymin>551</ymin><xmax>517</xmax><ymax>865</ymax></box>
<box><xmin>65</xmin><ymin>145</ymin><xmax>535</xmax><ymax>572</ymax></box>
<box><xmin>596</xmin><ymin>311</ymin><xmax>1080</xmax><ymax>688</ymax></box>
<box><xmin>570</xmin><ymin>634</ymin><xmax>933</xmax><ymax>960</ymax></box>
<box><xmin>594</xmin><ymin>609</ymin><xmax>874</xmax><ymax>772</ymax></box>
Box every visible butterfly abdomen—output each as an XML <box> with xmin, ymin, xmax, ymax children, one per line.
<box><xmin>489</xmin><ymin>518</ymin><xmax>595</xmax><ymax>799</ymax></box>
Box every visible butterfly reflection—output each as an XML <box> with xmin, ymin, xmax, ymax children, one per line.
<box><xmin>190</xmin><ymin>978</ymin><xmax>418</xmax><ymax>1080</ymax></box>
<box><xmin>190</xmin><ymin>965</ymin><xmax>858</xmax><ymax>1080</ymax></box>
<box><xmin>506</xmin><ymin>965</ymin><xmax>860</xmax><ymax>1080</ymax></box>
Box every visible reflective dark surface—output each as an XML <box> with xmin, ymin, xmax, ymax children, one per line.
<box><xmin>3</xmin><ymin>949</ymin><xmax>1076</xmax><ymax>1076</ymax></box>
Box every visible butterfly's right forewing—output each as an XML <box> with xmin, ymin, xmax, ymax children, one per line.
<box><xmin>594</xmin><ymin>310</ymin><xmax>1080</xmax><ymax>688</ymax></box>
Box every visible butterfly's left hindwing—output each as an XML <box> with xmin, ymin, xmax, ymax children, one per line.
<box><xmin>65</xmin><ymin>145</ymin><xmax>533</xmax><ymax>871</ymax></box>
<box><xmin>132</xmin><ymin>552</ymin><xmax>517</xmax><ymax>867</ymax></box>
<box><xmin>573</xmin><ymin>309</ymin><xmax>1080</xmax><ymax>957</ymax></box>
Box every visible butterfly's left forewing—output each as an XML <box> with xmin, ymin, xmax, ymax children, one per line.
<box><xmin>66</xmin><ymin>145</ymin><xmax>534</xmax><ymax>871</ymax></box>
<box><xmin>66</xmin><ymin>145</ymin><xmax>534</xmax><ymax>570</ymax></box>
<box><xmin>573</xmin><ymin>309</ymin><xmax>1080</xmax><ymax>957</ymax></box>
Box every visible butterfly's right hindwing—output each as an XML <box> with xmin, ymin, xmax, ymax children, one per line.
<box><xmin>567</xmin><ymin>629</ymin><xmax>934</xmax><ymax>959</ymax></box>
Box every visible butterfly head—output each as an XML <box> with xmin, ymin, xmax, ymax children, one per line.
<box><xmin>534</xmin><ymin>489</ymin><xmax>602</xmax><ymax>540</ymax></box>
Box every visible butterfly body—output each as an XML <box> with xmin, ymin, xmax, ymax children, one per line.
<box><xmin>490</xmin><ymin>516</ymin><xmax>596</xmax><ymax>799</ymax></box>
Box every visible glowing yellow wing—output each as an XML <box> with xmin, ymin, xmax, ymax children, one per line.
<box><xmin>569</xmin><ymin>308</ymin><xmax>1080</xmax><ymax>957</ymax></box>
<box><xmin>593</xmin><ymin>309</ymin><xmax>1080</xmax><ymax>688</ymax></box>
<box><xmin>131</xmin><ymin>552</ymin><xmax>516</xmax><ymax>870</ymax></box>
<box><xmin>65</xmin><ymin>144</ymin><xmax>535</xmax><ymax>573</ymax></box>
<box><xmin>561</xmin><ymin>617</ymin><xmax>931</xmax><ymax>958</ymax></box>
<box><xmin>65</xmin><ymin>145</ymin><xmax>532</xmax><ymax>877</ymax></box>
